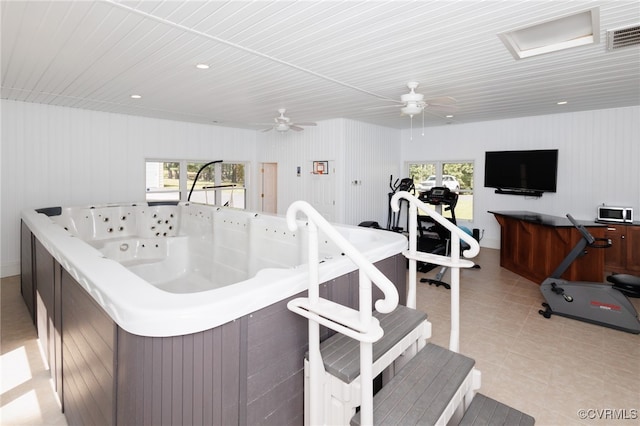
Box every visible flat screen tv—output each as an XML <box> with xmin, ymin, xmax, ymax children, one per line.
<box><xmin>484</xmin><ymin>149</ymin><xmax>558</xmax><ymax>196</ymax></box>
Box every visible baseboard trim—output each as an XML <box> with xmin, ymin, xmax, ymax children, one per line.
<box><xmin>1</xmin><ymin>261</ymin><xmax>20</xmax><ymax>278</ymax></box>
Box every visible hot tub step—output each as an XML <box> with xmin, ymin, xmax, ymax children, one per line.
<box><xmin>314</xmin><ymin>305</ymin><xmax>429</xmax><ymax>383</ymax></box>
<box><xmin>350</xmin><ymin>343</ymin><xmax>476</xmax><ymax>425</ymax></box>
<box><xmin>459</xmin><ymin>393</ymin><xmax>535</xmax><ymax>425</ymax></box>
<box><xmin>303</xmin><ymin>305</ymin><xmax>431</xmax><ymax>425</ymax></box>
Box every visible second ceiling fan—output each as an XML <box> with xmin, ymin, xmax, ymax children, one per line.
<box><xmin>259</xmin><ymin>109</ymin><xmax>317</xmax><ymax>132</ymax></box>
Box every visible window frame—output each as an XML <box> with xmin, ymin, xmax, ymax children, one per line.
<box><xmin>145</xmin><ymin>159</ymin><xmax>248</xmax><ymax>209</ymax></box>
<box><xmin>407</xmin><ymin>160</ymin><xmax>475</xmax><ymax>222</ymax></box>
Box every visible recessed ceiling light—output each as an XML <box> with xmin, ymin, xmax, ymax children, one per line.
<box><xmin>498</xmin><ymin>8</ymin><xmax>600</xmax><ymax>60</ymax></box>
<box><xmin>196</xmin><ymin>63</ymin><xmax>210</xmax><ymax>69</ymax></box>
<box><xmin>130</xmin><ymin>94</ymin><xmax>142</xmax><ymax>99</ymax></box>
<box><xmin>445</xmin><ymin>115</ymin><xmax>454</xmax><ymax>118</ymax></box>
<box><xmin>557</xmin><ymin>101</ymin><xmax>568</xmax><ymax>105</ymax></box>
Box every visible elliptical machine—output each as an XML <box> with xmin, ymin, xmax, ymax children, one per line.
<box><xmin>538</xmin><ymin>214</ymin><xmax>640</xmax><ymax>334</ymax></box>
<box><xmin>386</xmin><ymin>175</ymin><xmax>415</xmax><ymax>232</ymax></box>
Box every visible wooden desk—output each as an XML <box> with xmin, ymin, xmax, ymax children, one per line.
<box><xmin>490</xmin><ymin>211</ymin><xmax>605</xmax><ymax>284</ymax></box>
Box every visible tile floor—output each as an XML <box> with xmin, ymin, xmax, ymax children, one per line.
<box><xmin>1</xmin><ymin>248</ymin><xmax>638</xmax><ymax>425</ymax></box>
<box><xmin>1</xmin><ymin>274</ymin><xmax>66</xmax><ymax>425</ymax></box>
<box><xmin>417</xmin><ymin>249</ymin><xmax>640</xmax><ymax>425</ymax></box>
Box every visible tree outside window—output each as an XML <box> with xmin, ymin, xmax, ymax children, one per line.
<box><xmin>146</xmin><ymin>160</ymin><xmax>246</xmax><ymax>208</ymax></box>
<box><xmin>408</xmin><ymin>161</ymin><xmax>474</xmax><ymax>221</ymax></box>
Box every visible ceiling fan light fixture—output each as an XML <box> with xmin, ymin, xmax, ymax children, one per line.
<box><xmin>275</xmin><ymin>123</ymin><xmax>290</xmax><ymax>132</ymax></box>
<box><xmin>401</xmin><ymin>104</ymin><xmax>423</xmax><ymax>116</ymax></box>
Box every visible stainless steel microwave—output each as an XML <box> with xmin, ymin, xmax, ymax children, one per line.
<box><xmin>597</xmin><ymin>206</ymin><xmax>633</xmax><ymax>223</ymax></box>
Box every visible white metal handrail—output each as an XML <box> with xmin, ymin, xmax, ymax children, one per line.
<box><xmin>286</xmin><ymin>200</ymin><xmax>399</xmax><ymax>426</ymax></box>
<box><xmin>390</xmin><ymin>191</ymin><xmax>480</xmax><ymax>352</ymax></box>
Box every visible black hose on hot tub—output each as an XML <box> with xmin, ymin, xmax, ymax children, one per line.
<box><xmin>187</xmin><ymin>160</ymin><xmax>223</xmax><ymax>202</ymax></box>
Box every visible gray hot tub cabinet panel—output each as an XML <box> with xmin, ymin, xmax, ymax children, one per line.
<box><xmin>116</xmin><ymin>318</ymin><xmax>243</xmax><ymax>425</ymax></box>
<box><xmin>62</xmin><ymin>268</ymin><xmax>116</xmax><ymax>426</ymax></box>
<box><xmin>20</xmin><ymin>221</ymin><xmax>36</xmax><ymax>323</ymax></box>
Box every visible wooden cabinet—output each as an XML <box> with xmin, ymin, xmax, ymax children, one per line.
<box><xmin>491</xmin><ymin>211</ymin><xmax>605</xmax><ymax>284</ymax></box>
<box><xmin>603</xmin><ymin>223</ymin><xmax>640</xmax><ymax>275</ymax></box>
<box><xmin>629</xmin><ymin>226</ymin><xmax>640</xmax><ymax>274</ymax></box>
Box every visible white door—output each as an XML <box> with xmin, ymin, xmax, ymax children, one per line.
<box><xmin>261</xmin><ymin>163</ymin><xmax>277</xmax><ymax>214</ymax></box>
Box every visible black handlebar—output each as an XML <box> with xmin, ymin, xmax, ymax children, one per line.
<box><xmin>389</xmin><ymin>175</ymin><xmax>399</xmax><ymax>191</ymax></box>
<box><xmin>388</xmin><ymin>175</ymin><xmax>414</xmax><ymax>193</ymax></box>
<box><xmin>566</xmin><ymin>214</ymin><xmax>611</xmax><ymax>249</ymax></box>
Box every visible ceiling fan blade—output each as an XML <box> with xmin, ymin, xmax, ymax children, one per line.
<box><xmin>289</xmin><ymin>125</ymin><xmax>305</xmax><ymax>131</ymax></box>
<box><xmin>424</xmin><ymin>104</ymin><xmax>459</xmax><ymax>113</ymax></box>
<box><xmin>293</xmin><ymin>122</ymin><xmax>317</xmax><ymax>126</ymax></box>
<box><xmin>364</xmin><ymin>104</ymin><xmax>403</xmax><ymax>111</ymax></box>
<box><xmin>423</xmin><ymin>96</ymin><xmax>457</xmax><ymax>105</ymax></box>
<box><xmin>377</xmin><ymin>97</ymin><xmax>405</xmax><ymax>104</ymax></box>
<box><xmin>260</xmin><ymin>127</ymin><xmax>273</xmax><ymax>132</ymax></box>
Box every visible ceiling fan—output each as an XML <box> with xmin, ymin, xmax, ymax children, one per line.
<box><xmin>259</xmin><ymin>109</ymin><xmax>317</xmax><ymax>132</ymax></box>
<box><xmin>379</xmin><ymin>82</ymin><xmax>459</xmax><ymax>140</ymax></box>
<box><xmin>388</xmin><ymin>82</ymin><xmax>459</xmax><ymax>117</ymax></box>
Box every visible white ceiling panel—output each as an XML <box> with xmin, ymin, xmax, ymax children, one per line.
<box><xmin>1</xmin><ymin>0</ymin><xmax>638</xmax><ymax>130</ymax></box>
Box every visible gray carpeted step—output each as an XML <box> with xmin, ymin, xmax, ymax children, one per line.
<box><xmin>311</xmin><ymin>305</ymin><xmax>428</xmax><ymax>383</ymax></box>
<box><xmin>459</xmin><ymin>393</ymin><xmax>535</xmax><ymax>425</ymax></box>
<box><xmin>351</xmin><ymin>343</ymin><xmax>475</xmax><ymax>425</ymax></box>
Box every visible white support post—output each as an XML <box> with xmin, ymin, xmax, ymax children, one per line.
<box><xmin>449</xmin><ymin>234</ymin><xmax>461</xmax><ymax>353</ymax></box>
<box><xmin>359</xmin><ymin>341</ymin><xmax>374</xmax><ymax>426</ymax></box>
<box><xmin>390</xmin><ymin>191</ymin><xmax>480</xmax><ymax>353</ymax></box>
<box><xmin>285</xmin><ymin>200</ymin><xmax>401</xmax><ymax>426</ymax></box>
<box><xmin>407</xmin><ymin>201</ymin><xmax>418</xmax><ymax>309</ymax></box>
<box><xmin>306</xmin><ymin>220</ymin><xmax>323</xmax><ymax>425</ymax></box>
<box><xmin>358</xmin><ymin>273</ymin><xmax>374</xmax><ymax>426</ymax></box>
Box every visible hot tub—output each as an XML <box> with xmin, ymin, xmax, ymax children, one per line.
<box><xmin>23</xmin><ymin>202</ymin><xmax>405</xmax><ymax>336</ymax></box>
<box><xmin>20</xmin><ymin>202</ymin><xmax>407</xmax><ymax>425</ymax></box>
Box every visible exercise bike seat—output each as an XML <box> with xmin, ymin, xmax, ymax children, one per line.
<box><xmin>607</xmin><ymin>274</ymin><xmax>640</xmax><ymax>298</ymax></box>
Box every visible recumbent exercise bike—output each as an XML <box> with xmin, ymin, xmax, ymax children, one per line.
<box><xmin>538</xmin><ymin>214</ymin><xmax>640</xmax><ymax>334</ymax></box>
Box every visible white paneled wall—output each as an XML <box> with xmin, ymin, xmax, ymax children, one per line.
<box><xmin>256</xmin><ymin>118</ymin><xmax>346</xmax><ymax>221</ymax></box>
<box><xmin>1</xmin><ymin>100</ymin><xmax>257</xmax><ymax>276</ymax></box>
<box><xmin>2</xmin><ymin>99</ymin><xmax>638</xmax><ymax>276</ymax></box>
<box><xmin>400</xmin><ymin>106</ymin><xmax>640</xmax><ymax>249</ymax></box>
<box><xmin>343</xmin><ymin>120</ymin><xmax>400</xmax><ymax>227</ymax></box>
<box><xmin>256</xmin><ymin>118</ymin><xmax>401</xmax><ymax>226</ymax></box>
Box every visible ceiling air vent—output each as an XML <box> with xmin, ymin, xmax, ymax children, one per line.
<box><xmin>607</xmin><ymin>25</ymin><xmax>640</xmax><ymax>50</ymax></box>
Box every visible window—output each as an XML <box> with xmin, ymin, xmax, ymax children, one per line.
<box><xmin>408</xmin><ymin>161</ymin><xmax>474</xmax><ymax>221</ymax></box>
<box><xmin>146</xmin><ymin>160</ymin><xmax>247</xmax><ymax>209</ymax></box>
<box><xmin>145</xmin><ymin>161</ymin><xmax>181</xmax><ymax>202</ymax></box>
<box><xmin>186</xmin><ymin>161</ymin><xmax>217</xmax><ymax>205</ymax></box>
